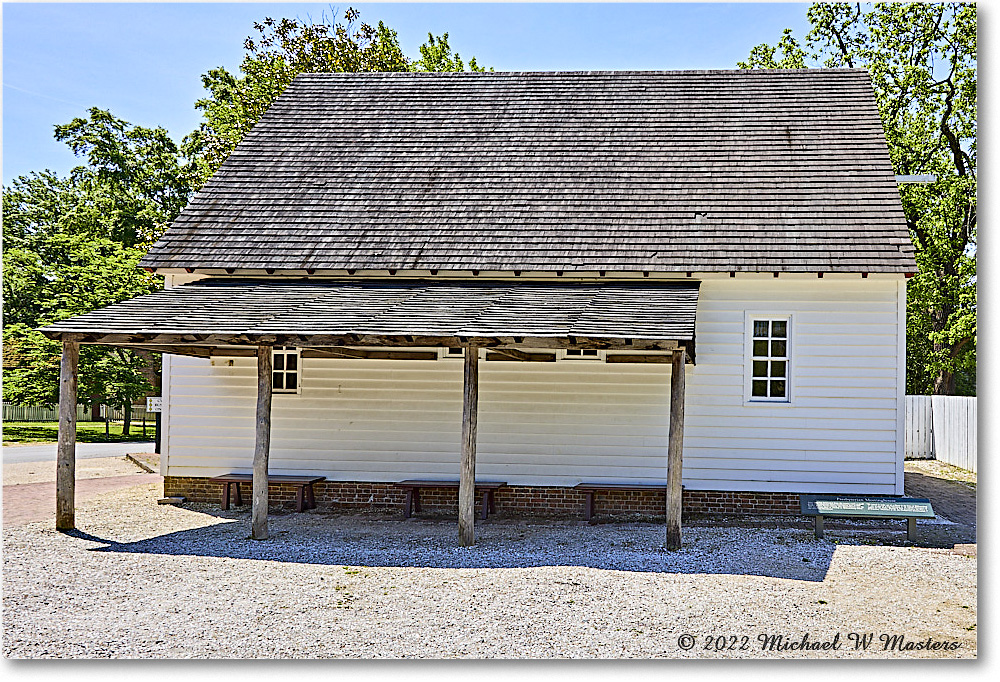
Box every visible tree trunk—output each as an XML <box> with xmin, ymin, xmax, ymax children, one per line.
<box><xmin>90</xmin><ymin>396</ymin><xmax>102</xmax><ymax>422</ymax></box>
<box><xmin>122</xmin><ymin>403</ymin><xmax>132</xmax><ymax>437</ymax></box>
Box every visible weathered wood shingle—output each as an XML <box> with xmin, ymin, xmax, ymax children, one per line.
<box><xmin>141</xmin><ymin>70</ymin><xmax>914</xmax><ymax>273</ymax></box>
<box><xmin>41</xmin><ymin>279</ymin><xmax>700</xmax><ymax>341</ymax></box>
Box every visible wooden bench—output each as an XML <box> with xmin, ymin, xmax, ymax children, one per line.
<box><xmin>396</xmin><ymin>480</ymin><xmax>506</xmax><ymax>520</ymax></box>
<box><xmin>800</xmin><ymin>495</ymin><xmax>935</xmax><ymax>541</ymax></box>
<box><xmin>574</xmin><ymin>482</ymin><xmax>669</xmax><ymax>521</ymax></box>
<box><xmin>210</xmin><ymin>474</ymin><xmax>326</xmax><ymax>513</ymax></box>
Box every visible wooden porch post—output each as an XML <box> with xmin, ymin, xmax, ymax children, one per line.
<box><xmin>252</xmin><ymin>344</ymin><xmax>273</xmax><ymax>540</ymax></box>
<box><xmin>665</xmin><ymin>347</ymin><xmax>686</xmax><ymax>550</ymax></box>
<box><xmin>56</xmin><ymin>339</ymin><xmax>79</xmax><ymax>531</ymax></box>
<box><xmin>458</xmin><ymin>344</ymin><xmax>480</xmax><ymax>546</ymax></box>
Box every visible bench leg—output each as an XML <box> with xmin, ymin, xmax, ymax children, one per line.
<box><xmin>584</xmin><ymin>492</ymin><xmax>594</xmax><ymax>522</ymax></box>
<box><xmin>306</xmin><ymin>483</ymin><xmax>316</xmax><ymax>510</ymax></box>
<box><xmin>480</xmin><ymin>490</ymin><xmax>490</xmax><ymax>521</ymax></box>
<box><xmin>296</xmin><ymin>486</ymin><xmax>305</xmax><ymax>513</ymax></box>
<box><xmin>814</xmin><ymin>515</ymin><xmax>824</xmax><ymax>540</ymax></box>
<box><xmin>403</xmin><ymin>489</ymin><xmax>413</xmax><ymax>519</ymax></box>
<box><xmin>907</xmin><ymin>517</ymin><xmax>916</xmax><ymax>542</ymax></box>
<box><xmin>413</xmin><ymin>488</ymin><xmax>421</xmax><ymax>513</ymax></box>
<box><xmin>234</xmin><ymin>482</ymin><xmax>243</xmax><ymax>507</ymax></box>
<box><xmin>221</xmin><ymin>482</ymin><xmax>230</xmax><ymax>511</ymax></box>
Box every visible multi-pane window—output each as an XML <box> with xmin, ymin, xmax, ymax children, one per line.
<box><xmin>564</xmin><ymin>349</ymin><xmax>600</xmax><ymax>360</ymax></box>
<box><xmin>749</xmin><ymin>319</ymin><xmax>789</xmax><ymax>401</ymax></box>
<box><xmin>272</xmin><ymin>346</ymin><xmax>299</xmax><ymax>393</ymax></box>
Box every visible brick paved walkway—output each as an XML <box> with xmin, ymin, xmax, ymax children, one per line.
<box><xmin>3</xmin><ymin>474</ymin><xmax>161</xmax><ymax>527</ymax></box>
<box><xmin>905</xmin><ymin>470</ymin><xmax>977</xmax><ymax>528</ymax></box>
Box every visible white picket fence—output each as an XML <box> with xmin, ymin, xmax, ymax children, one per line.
<box><xmin>905</xmin><ymin>395</ymin><xmax>977</xmax><ymax>472</ymax></box>
<box><xmin>2</xmin><ymin>402</ymin><xmax>148</xmax><ymax>423</ymax></box>
<box><xmin>2</xmin><ymin>402</ymin><xmax>92</xmax><ymax>422</ymax></box>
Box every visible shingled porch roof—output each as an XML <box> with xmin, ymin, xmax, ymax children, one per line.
<box><xmin>39</xmin><ymin>279</ymin><xmax>700</xmax><ymax>357</ymax></box>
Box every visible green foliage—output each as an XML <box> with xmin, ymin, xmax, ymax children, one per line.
<box><xmin>740</xmin><ymin>3</ymin><xmax>976</xmax><ymax>395</ymax></box>
<box><xmin>410</xmin><ymin>32</ymin><xmax>490</xmax><ymax>73</ymax></box>
<box><xmin>185</xmin><ymin>8</ymin><xmax>489</xmax><ymax>185</ymax></box>
<box><xmin>737</xmin><ymin>28</ymin><xmax>808</xmax><ymax>69</ymax></box>
<box><xmin>2</xmin><ymin>109</ymin><xmax>196</xmax><ymax>410</ymax></box>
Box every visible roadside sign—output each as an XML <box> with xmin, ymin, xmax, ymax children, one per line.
<box><xmin>146</xmin><ymin>397</ymin><xmax>163</xmax><ymax>413</ymax></box>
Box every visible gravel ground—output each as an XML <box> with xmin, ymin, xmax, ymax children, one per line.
<box><xmin>2</xmin><ymin>482</ymin><xmax>976</xmax><ymax>659</ymax></box>
<box><xmin>3</xmin><ymin>456</ymin><xmax>147</xmax><ymax>486</ymax></box>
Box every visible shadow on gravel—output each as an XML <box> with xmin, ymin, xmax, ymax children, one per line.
<box><xmin>67</xmin><ymin>513</ymin><xmax>840</xmax><ymax>582</ymax></box>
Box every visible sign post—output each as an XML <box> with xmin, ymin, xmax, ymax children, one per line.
<box><xmin>146</xmin><ymin>397</ymin><xmax>163</xmax><ymax>454</ymax></box>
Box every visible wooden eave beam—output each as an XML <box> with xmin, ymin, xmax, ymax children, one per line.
<box><xmin>301</xmin><ymin>348</ymin><xmax>439</xmax><ymax>361</ymax></box>
<box><xmin>606</xmin><ymin>354</ymin><xmax>672</xmax><ymax>364</ymax></box>
<box><xmin>49</xmin><ymin>332</ymin><xmax>694</xmax><ymax>356</ymax></box>
<box><xmin>485</xmin><ymin>349</ymin><xmax>557</xmax><ymax>362</ymax></box>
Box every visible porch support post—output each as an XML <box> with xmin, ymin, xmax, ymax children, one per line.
<box><xmin>458</xmin><ymin>343</ymin><xmax>480</xmax><ymax>547</ymax></box>
<box><xmin>665</xmin><ymin>347</ymin><xmax>686</xmax><ymax>550</ymax></box>
<box><xmin>252</xmin><ymin>344</ymin><xmax>273</xmax><ymax>540</ymax></box>
<box><xmin>56</xmin><ymin>339</ymin><xmax>79</xmax><ymax>531</ymax></box>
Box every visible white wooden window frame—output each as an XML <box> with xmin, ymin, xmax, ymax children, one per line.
<box><xmin>559</xmin><ymin>349</ymin><xmax>604</xmax><ymax>361</ymax></box>
<box><xmin>744</xmin><ymin>313</ymin><xmax>792</xmax><ymax>404</ymax></box>
<box><xmin>272</xmin><ymin>346</ymin><xmax>301</xmax><ymax>394</ymax></box>
<box><xmin>440</xmin><ymin>347</ymin><xmax>466</xmax><ymax>360</ymax></box>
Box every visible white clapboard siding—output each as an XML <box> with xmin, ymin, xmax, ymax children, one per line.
<box><xmin>163</xmin><ymin>277</ymin><xmax>904</xmax><ymax>494</ymax></box>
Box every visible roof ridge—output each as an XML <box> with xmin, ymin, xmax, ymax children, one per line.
<box><xmin>294</xmin><ymin>68</ymin><xmax>868</xmax><ymax>77</ymax></box>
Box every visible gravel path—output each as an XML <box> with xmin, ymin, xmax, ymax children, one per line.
<box><xmin>3</xmin><ymin>483</ymin><xmax>976</xmax><ymax>659</ymax></box>
<box><xmin>2</xmin><ymin>442</ymin><xmax>154</xmax><ymax>464</ymax></box>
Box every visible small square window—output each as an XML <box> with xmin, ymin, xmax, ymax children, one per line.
<box><xmin>749</xmin><ymin>318</ymin><xmax>790</xmax><ymax>402</ymax></box>
<box><xmin>272</xmin><ymin>346</ymin><xmax>300</xmax><ymax>394</ymax></box>
<box><xmin>562</xmin><ymin>348</ymin><xmax>601</xmax><ymax>360</ymax></box>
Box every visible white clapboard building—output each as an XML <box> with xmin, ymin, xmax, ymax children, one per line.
<box><xmin>43</xmin><ymin>70</ymin><xmax>915</xmax><ymax>541</ymax></box>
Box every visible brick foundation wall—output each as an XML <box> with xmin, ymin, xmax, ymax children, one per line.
<box><xmin>164</xmin><ymin>476</ymin><xmax>800</xmax><ymax>518</ymax></box>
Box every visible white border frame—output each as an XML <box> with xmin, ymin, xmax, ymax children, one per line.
<box><xmin>743</xmin><ymin>312</ymin><xmax>793</xmax><ymax>405</ymax></box>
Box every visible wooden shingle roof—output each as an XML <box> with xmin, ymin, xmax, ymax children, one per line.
<box><xmin>40</xmin><ymin>279</ymin><xmax>699</xmax><ymax>344</ymax></box>
<box><xmin>141</xmin><ymin>69</ymin><xmax>914</xmax><ymax>273</ymax></box>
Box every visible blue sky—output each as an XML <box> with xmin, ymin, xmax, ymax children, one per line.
<box><xmin>2</xmin><ymin>2</ymin><xmax>812</xmax><ymax>185</ymax></box>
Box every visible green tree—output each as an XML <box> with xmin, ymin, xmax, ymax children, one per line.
<box><xmin>739</xmin><ymin>3</ymin><xmax>976</xmax><ymax>395</ymax></box>
<box><xmin>185</xmin><ymin>7</ymin><xmax>490</xmax><ymax>185</ymax></box>
<box><xmin>2</xmin><ymin>109</ymin><xmax>196</xmax><ymax>431</ymax></box>
<box><xmin>410</xmin><ymin>32</ymin><xmax>489</xmax><ymax>73</ymax></box>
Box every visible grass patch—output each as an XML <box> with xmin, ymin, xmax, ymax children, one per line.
<box><xmin>2</xmin><ymin>421</ymin><xmax>156</xmax><ymax>444</ymax></box>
